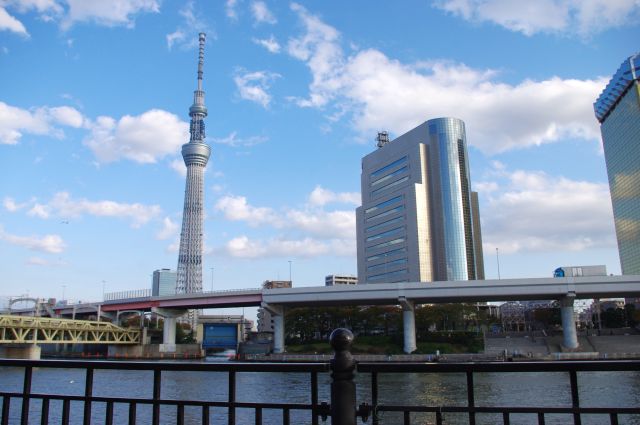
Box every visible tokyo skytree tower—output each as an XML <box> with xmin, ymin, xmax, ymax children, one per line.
<box><xmin>176</xmin><ymin>33</ymin><xmax>210</xmax><ymax>296</ymax></box>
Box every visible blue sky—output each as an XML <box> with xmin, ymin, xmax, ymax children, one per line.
<box><xmin>1</xmin><ymin>0</ymin><xmax>639</xmax><ymax>313</ymax></box>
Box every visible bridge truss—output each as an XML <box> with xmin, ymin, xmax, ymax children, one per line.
<box><xmin>0</xmin><ymin>315</ymin><xmax>140</xmax><ymax>344</ymax></box>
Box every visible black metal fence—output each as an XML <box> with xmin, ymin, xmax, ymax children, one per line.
<box><xmin>1</xmin><ymin>328</ymin><xmax>639</xmax><ymax>425</ymax></box>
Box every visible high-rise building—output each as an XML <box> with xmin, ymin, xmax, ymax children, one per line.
<box><xmin>152</xmin><ymin>269</ymin><xmax>177</xmax><ymax>296</ymax></box>
<box><xmin>356</xmin><ymin>117</ymin><xmax>484</xmax><ymax>284</ymax></box>
<box><xmin>325</xmin><ymin>274</ymin><xmax>358</xmax><ymax>286</ymax></box>
<box><xmin>594</xmin><ymin>53</ymin><xmax>640</xmax><ymax>277</ymax></box>
<box><xmin>176</xmin><ymin>33</ymin><xmax>210</xmax><ymax>296</ymax></box>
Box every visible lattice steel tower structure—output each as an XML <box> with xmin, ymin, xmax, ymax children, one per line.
<box><xmin>176</xmin><ymin>33</ymin><xmax>210</xmax><ymax>296</ymax></box>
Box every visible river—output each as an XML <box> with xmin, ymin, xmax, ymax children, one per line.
<box><xmin>1</xmin><ymin>358</ymin><xmax>639</xmax><ymax>424</ymax></box>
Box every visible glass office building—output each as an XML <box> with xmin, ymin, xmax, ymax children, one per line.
<box><xmin>356</xmin><ymin>117</ymin><xmax>484</xmax><ymax>283</ymax></box>
<box><xmin>152</xmin><ymin>269</ymin><xmax>177</xmax><ymax>296</ymax></box>
<box><xmin>594</xmin><ymin>53</ymin><xmax>640</xmax><ymax>275</ymax></box>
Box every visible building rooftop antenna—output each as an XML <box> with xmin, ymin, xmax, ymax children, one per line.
<box><xmin>376</xmin><ymin>131</ymin><xmax>390</xmax><ymax>148</ymax></box>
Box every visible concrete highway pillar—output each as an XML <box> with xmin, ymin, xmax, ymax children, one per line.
<box><xmin>399</xmin><ymin>297</ymin><xmax>417</xmax><ymax>354</ymax></box>
<box><xmin>262</xmin><ymin>303</ymin><xmax>285</xmax><ymax>354</ymax></box>
<box><xmin>152</xmin><ymin>308</ymin><xmax>187</xmax><ymax>351</ymax></box>
<box><xmin>560</xmin><ymin>293</ymin><xmax>578</xmax><ymax>350</ymax></box>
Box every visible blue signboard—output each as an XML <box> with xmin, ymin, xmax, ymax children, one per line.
<box><xmin>202</xmin><ymin>323</ymin><xmax>238</xmax><ymax>349</ymax></box>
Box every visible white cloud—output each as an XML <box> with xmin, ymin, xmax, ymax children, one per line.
<box><xmin>308</xmin><ymin>185</ymin><xmax>360</xmax><ymax>206</ymax></box>
<box><xmin>287</xmin><ymin>5</ymin><xmax>605</xmax><ymax>154</ymax></box>
<box><xmin>251</xmin><ymin>1</ymin><xmax>276</xmax><ymax>24</ymax></box>
<box><xmin>225</xmin><ymin>0</ymin><xmax>239</xmax><ymax>20</ymax></box>
<box><xmin>169</xmin><ymin>159</ymin><xmax>187</xmax><ymax>177</ymax></box>
<box><xmin>156</xmin><ymin>216</ymin><xmax>179</xmax><ymax>240</ymax></box>
<box><xmin>166</xmin><ymin>2</ymin><xmax>210</xmax><ymax>50</ymax></box>
<box><xmin>233</xmin><ymin>69</ymin><xmax>280</xmax><ymax>108</ymax></box>
<box><xmin>61</xmin><ymin>0</ymin><xmax>160</xmax><ymax>30</ymax></box>
<box><xmin>211</xmin><ymin>131</ymin><xmax>268</xmax><ymax>147</ymax></box>
<box><xmin>433</xmin><ymin>0</ymin><xmax>640</xmax><ymax>36</ymax></box>
<box><xmin>0</xmin><ymin>101</ymin><xmax>85</xmax><ymax>145</ymax></box>
<box><xmin>47</xmin><ymin>192</ymin><xmax>161</xmax><ymax>227</ymax></box>
<box><xmin>223</xmin><ymin>236</ymin><xmax>353</xmax><ymax>258</ymax></box>
<box><xmin>252</xmin><ymin>35</ymin><xmax>281</xmax><ymax>53</ymax></box>
<box><xmin>0</xmin><ymin>6</ymin><xmax>29</xmax><ymax>36</ymax></box>
<box><xmin>477</xmin><ymin>165</ymin><xmax>616</xmax><ymax>254</ymax></box>
<box><xmin>84</xmin><ymin>109</ymin><xmax>188</xmax><ymax>163</ymax></box>
<box><xmin>3</xmin><ymin>197</ymin><xmax>26</xmax><ymax>212</ymax></box>
<box><xmin>0</xmin><ymin>225</ymin><xmax>66</xmax><ymax>253</ymax></box>
<box><xmin>215</xmin><ymin>195</ymin><xmax>281</xmax><ymax>226</ymax></box>
<box><xmin>27</xmin><ymin>256</ymin><xmax>67</xmax><ymax>267</ymax></box>
<box><xmin>27</xmin><ymin>203</ymin><xmax>51</xmax><ymax>219</ymax></box>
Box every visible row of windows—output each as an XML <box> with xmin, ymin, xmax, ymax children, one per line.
<box><xmin>366</xmin><ymin>205</ymin><xmax>404</xmax><ymax>223</ymax></box>
<box><xmin>368</xmin><ymin>268</ymin><xmax>408</xmax><ymax>281</ymax></box>
<box><xmin>365</xmin><ymin>215</ymin><xmax>404</xmax><ymax>233</ymax></box>
<box><xmin>367</xmin><ymin>247</ymin><xmax>407</xmax><ymax>262</ymax></box>
<box><xmin>365</xmin><ymin>226</ymin><xmax>404</xmax><ymax>243</ymax></box>
<box><xmin>367</xmin><ymin>258</ymin><xmax>408</xmax><ymax>273</ymax></box>
<box><xmin>370</xmin><ymin>176</ymin><xmax>410</xmax><ymax>198</ymax></box>
<box><xmin>364</xmin><ymin>195</ymin><xmax>402</xmax><ymax>214</ymax></box>
<box><xmin>368</xmin><ymin>237</ymin><xmax>405</xmax><ymax>250</ymax></box>
<box><xmin>371</xmin><ymin>165</ymin><xmax>408</xmax><ymax>187</ymax></box>
<box><xmin>370</xmin><ymin>156</ymin><xmax>407</xmax><ymax>179</ymax></box>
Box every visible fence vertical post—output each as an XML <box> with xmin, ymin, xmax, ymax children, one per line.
<box><xmin>330</xmin><ymin>328</ymin><xmax>357</xmax><ymax>425</ymax></box>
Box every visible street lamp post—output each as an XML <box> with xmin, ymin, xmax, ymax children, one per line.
<box><xmin>62</xmin><ymin>285</ymin><xmax>66</xmax><ymax>302</ymax></box>
<box><xmin>288</xmin><ymin>260</ymin><xmax>292</xmax><ymax>283</ymax></box>
<box><xmin>210</xmin><ymin>267</ymin><xmax>214</xmax><ymax>292</ymax></box>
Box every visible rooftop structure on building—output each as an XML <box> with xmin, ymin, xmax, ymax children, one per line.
<box><xmin>325</xmin><ymin>275</ymin><xmax>358</xmax><ymax>286</ymax></box>
<box><xmin>356</xmin><ymin>118</ymin><xmax>484</xmax><ymax>284</ymax></box>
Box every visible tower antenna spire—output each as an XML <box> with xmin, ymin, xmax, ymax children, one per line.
<box><xmin>197</xmin><ymin>32</ymin><xmax>205</xmax><ymax>92</ymax></box>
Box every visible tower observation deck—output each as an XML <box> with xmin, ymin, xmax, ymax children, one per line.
<box><xmin>176</xmin><ymin>33</ymin><xmax>211</xmax><ymax>297</ymax></box>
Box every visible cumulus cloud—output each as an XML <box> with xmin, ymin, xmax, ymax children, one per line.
<box><xmin>0</xmin><ymin>101</ymin><xmax>85</xmax><ymax>145</ymax></box>
<box><xmin>0</xmin><ymin>6</ymin><xmax>29</xmax><ymax>36</ymax></box>
<box><xmin>233</xmin><ymin>69</ymin><xmax>281</xmax><ymax>108</ymax></box>
<box><xmin>476</xmin><ymin>165</ymin><xmax>616</xmax><ymax>254</ymax></box>
<box><xmin>308</xmin><ymin>185</ymin><xmax>360</xmax><ymax>206</ymax></box>
<box><xmin>215</xmin><ymin>195</ymin><xmax>282</xmax><ymax>227</ymax></box>
<box><xmin>156</xmin><ymin>216</ymin><xmax>179</xmax><ymax>240</ymax></box>
<box><xmin>27</xmin><ymin>256</ymin><xmax>68</xmax><ymax>267</ymax></box>
<box><xmin>225</xmin><ymin>0</ymin><xmax>239</xmax><ymax>20</ymax></box>
<box><xmin>286</xmin><ymin>4</ymin><xmax>606</xmax><ymax>153</ymax></box>
<box><xmin>0</xmin><ymin>225</ymin><xmax>66</xmax><ymax>253</ymax></box>
<box><xmin>433</xmin><ymin>0</ymin><xmax>640</xmax><ymax>36</ymax></box>
<box><xmin>223</xmin><ymin>236</ymin><xmax>354</xmax><ymax>258</ymax></box>
<box><xmin>61</xmin><ymin>0</ymin><xmax>160</xmax><ymax>30</ymax></box>
<box><xmin>169</xmin><ymin>159</ymin><xmax>187</xmax><ymax>177</ymax></box>
<box><xmin>3</xmin><ymin>197</ymin><xmax>26</xmax><ymax>212</ymax></box>
<box><xmin>84</xmin><ymin>109</ymin><xmax>188</xmax><ymax>163</ymax></box>
<box><xmin>251</xmin><ymin>1</ymin><xmax>276</xmax><ymax>24</ymax></box>
<box><xmin>252</xmin><ymin>35</ymin><xmax>281</xmax><ymax>53</ymax></box>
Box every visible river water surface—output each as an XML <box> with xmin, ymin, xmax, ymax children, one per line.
<box><xmin>1</xmin><ymin>358</ymin><xmax>639</xmax><ymax>424</ymax></box>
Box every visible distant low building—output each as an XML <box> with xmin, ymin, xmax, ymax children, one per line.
<box><xmin>325</xmin><ymin>275</ymin><xmax>357</xmax><ymax>286</ymax></box>
<box><xmin>152</xmin><ymin>269</ymin><xmax>177</xmax><ymax>296</ymax></box>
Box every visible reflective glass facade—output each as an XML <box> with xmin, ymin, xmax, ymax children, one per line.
<box><xmin>595</xmin><ymin>54</ymin><xmax>640</xmax><ymax>275</ymax></box>
<box><xmin>356</xmin><ymin>117</ymin><xmax>483</xmax><ymax>283</ymax></box>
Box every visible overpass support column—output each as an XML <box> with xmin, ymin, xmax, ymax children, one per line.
<box><xmin>152</xmin><ymin>308</ymin><xmax>187</xmax><ymax>351</ymax></box>
<box><xmin>560</xmin><ymin>293</ymin><xmax>578</xmax><ymax>350</ymax></box>
<box><xmin>262</xmin><ymin>303</ymin><xmax>285</xmax><ymax>354</ymax></box>
<box><xmin>399</xmin><ymin>297</ymin><xmax>417</xmax><ymax>354</ymax></box>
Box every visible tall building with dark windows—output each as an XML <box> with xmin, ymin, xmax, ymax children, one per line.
<box><xmin>594</xmin><ymin>53</ymin><xmax>640</xmax><ymax>277</ymax></box>
<box><xmin>356</xmin><ymin>117</ymin><xmax>484</xmax><ymax>284</ymax></box>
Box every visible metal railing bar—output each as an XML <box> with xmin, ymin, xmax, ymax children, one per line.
<box><xmin>436</xmin><ymin>410</ymin><xmax>443</xmax><ymax>425</ymax></box>
<box><xmin>503</xmin><ymin>411</ymin><xmax>509</xmax><ymax>425</ymax></box>
<box><xmin>83</xmin><ymin>367</ymin><xmax>93</xmax><ymax>425</ymax></box>
<box><xmin>403</xmin><ymin>410</ymin><xmax>410</xmax><ymax>424</ymax></box>
<box><xmin>311</xmin><ymin>371</ymin><xmax>318</xmax><ymax>425</ymax></box>
<box><xmin>466</xmin><ymin>370</ymin><xmax>475</xmax><ymax>425</ymax></box>
<box><xmin>610</xmin><ymin>412</ymin><xmax>619</xmax><ymax>425</ymax></box>
<box><xmin>357</xmin><ymin>360</ymin><xmax>640</xmax><ymax>373</ymax></box>
<box><xmin>283</xmin><ymin>407</ymin><xmax>290</xmax><ymax>425</ymax></box>
<box><xmin>40</xmin><ymin>398</ymin><xmax>49</xmax><ymax>425</ymax></box>
<box><xmin>177</xmin><ymin>403</ymin><xmax>184</xmax><ymax>425</ymax></box>
<box><xmin>228</xmin><ymin>370</ymin><xmax>236</xmax><ymax>425</ymax></box>
<box><xmin>371</xmin><ymin>371</ymin><xmax>379</xmax><ymax>425</ymax></box>
<box><xmin>569</xmin><ymin>370</ymin><xmax>581</xmax><ymax>425</ymax></box>
<box><xmin>128</xmin><ymin>401</ymin><xmax>136</xmax><ymax>425</ymax></box>
<box><xmin>2</xmin><ymin>396</ymin><xmax>10</xmax><ymax>425</ymax></box>
<box><xmin>537</xmin><ymin>412</ymin><xmax>545</xmax><ymax>425</ymax></box>
<box><xmin>255</xmin><ymin>406</ymin><xmax>262</xmax><ymax>425</ymax></box>
<box><xmin>106</xmin><ymin>401</ymin><xmax>114</xmax><ymax>425</ymax></box>
<box><xmin>61</xmin><ymin>399</ymin><xmax>70</xmax><ymax>425</ymax></box>
<box><xmin>20</xmin><ymin>365</ymin><xmax>32</xmax><ymax>425</ymax></box>
<box><xmin>202</xmin><ymin>405</ymin><xmax>210</xmax><ymax>425</ymax></box>
<box><xmin>152</xmin><ymin>369</ymin><xmax>161</xmax><ymax>425</ymax></box>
